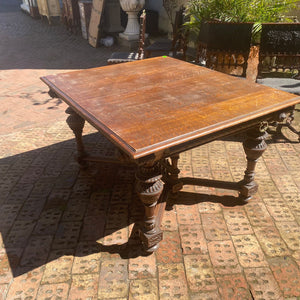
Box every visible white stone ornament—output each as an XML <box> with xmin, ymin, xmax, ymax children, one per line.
<box><xmin>119</xmin><ymin>0</ymin><xmax>145</xmax><ymax>41</ymax></box>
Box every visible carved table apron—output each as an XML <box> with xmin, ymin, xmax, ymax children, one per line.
<box><xmin>41</xmin><ymin>56</ymin><xmax>300</xmax><ymax>253</ymax></box>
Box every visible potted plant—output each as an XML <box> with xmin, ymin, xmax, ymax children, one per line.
<box><xmin>184</xmin><ymin>0</ymin><xmax>299</xmax><ymax>35</ymax></box>
<box><xmin>184</xmin><ymin>0</ymin><xmax>299</xmax><ymax>77</ymax></box>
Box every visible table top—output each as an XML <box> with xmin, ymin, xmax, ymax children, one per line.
<box><xmin>41</xmin><ymin>56</ymin><xmax>300</xmax><ymax>160</ymax></box>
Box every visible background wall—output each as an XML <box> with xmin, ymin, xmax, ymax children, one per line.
<box><xmin>145</xmin><ymin>0</ymin><xmax>171</xmax><ymax>34</ymax></box>
<box><xmin>145</xmin><ymin>0</ymin><xmax>186</xmax><ymax>34</ymax></box>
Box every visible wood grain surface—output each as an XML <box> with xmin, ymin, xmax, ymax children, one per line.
<box><xmin>41</xmin><ymin>56</ymin><xmax>300</xmax><ymax>159</ymax></box>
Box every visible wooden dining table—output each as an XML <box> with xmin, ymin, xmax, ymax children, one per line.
<box><xmin>41</xmin><ymin>56</ymin><xmax>300</xmax><ymax>253</ymax></box>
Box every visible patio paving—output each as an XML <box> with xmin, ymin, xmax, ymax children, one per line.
<box><xmin>1</xmin><ymin>0</ymin><xmax>300</xmax><ymax>299</ymax></box>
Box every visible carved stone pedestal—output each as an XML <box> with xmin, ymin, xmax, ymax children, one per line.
<box><xmin>119</xmin><ymin>0</ymin><xmax>145</xmax><ymax>41</ymax></box>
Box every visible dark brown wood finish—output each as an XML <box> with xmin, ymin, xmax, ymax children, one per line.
<box><xmin>41</xmin><ymin>57</ymin><xmax>299</xmax><ymax>160</ymax></box>
<box><xmin>42</xmin><ymin>56</ymin><xmax>300</xmax><ymax>253</ymax></box>
<box><xmin>136</xmin><ymin>161</ymin><xmax>164</xmax><ymax>252</ymax></box>
<box><xmin>196</xmin><ymin>22</ymin><xmax>254</xmax><ymax>77</ymax></box>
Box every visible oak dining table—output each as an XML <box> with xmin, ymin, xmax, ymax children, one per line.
<box><xmin>41</xmin><ymin>56</ymin><xmax>300</xmax><ymax>253</ymax></box>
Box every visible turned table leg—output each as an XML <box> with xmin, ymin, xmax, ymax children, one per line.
<box><xmin>240</xmin><ymin>123</ymin><xmax>268</xmax><ymax>200</ymax></box>
<box><xmin>168</xmin><ymin>154</ymin><xmax>183</xmax><ymax>193</ymax></box>
<box><xmin>65</xmin><ymin>107</ymin><xmax>88</xmax><ymax>168</ymax></box>
<box><xmin>170</xmin><ymin>155</ymin><xmax>180</xmax><ymax>181</ymax></box>
<box><xmin>136</xmin><ymin>161</ymin><xmax>164</xmax><ymax>253</ymax></box>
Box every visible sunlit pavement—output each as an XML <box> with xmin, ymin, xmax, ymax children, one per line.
<box><xmin>1</xmin><ymin>0</ymin><xmax>300</xmax><ymax>299</ymax></box>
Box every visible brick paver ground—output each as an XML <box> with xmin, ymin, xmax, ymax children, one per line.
<box><xmin>1</xmin><ymin>0</ymin><xmax>300</xmax><ymax>299</ymax></box>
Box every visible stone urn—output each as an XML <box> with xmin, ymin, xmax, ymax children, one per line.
<box><xmin>119</xmin><ymin>0</ymin><xmax>145</xmax><ymax>41</ymax></box>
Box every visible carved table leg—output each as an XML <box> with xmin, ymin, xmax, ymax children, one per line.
<box><xmin>239</xmin><ymin>123</ymin><xmax>268</xmax><ymax>200</ymax></box>
<box><xmin>169</xmin><ymin>154</ymin><xmax>183</xmax><ymax>193</ymax></box>
<box><xmin>281</xmin><ymin>109</ymin><xmax>300</xmax><ymax>142</ymax></box>
<box><xmin>65</xmin><ymin>107</ymin><xmax>88</xmax><ymax>168</ymax></box>
<box><xmin>136</xmin><ymin>161</ymin><xmax>164</xmax><ymax>253</ymax></box>
<box><xmin>169</xmin><ymin>155</ymin><xmax>180</xmax><ymax>180</ymax></box>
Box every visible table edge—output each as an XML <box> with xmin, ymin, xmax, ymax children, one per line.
<box><xmin>41</xmin><ymin>75</ymin><xmax>300</xmax><ymax>160</ymax></box>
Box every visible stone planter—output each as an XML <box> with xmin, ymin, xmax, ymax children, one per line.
<box><xmin>119</xmin><ymin>0</ymin><xmax>145</xmax><ymax>41</ymax></box>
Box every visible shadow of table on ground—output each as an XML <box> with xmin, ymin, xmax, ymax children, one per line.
<box><xmin>0</xmin><ymin>131</ymin><xmax>260</xmax><ymax>278</ymax></box>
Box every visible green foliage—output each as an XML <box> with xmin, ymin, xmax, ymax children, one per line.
<box><xmin>185</xmin><ymin>0</ymin><xmax>299</xmax><ymax>31</ymax></box>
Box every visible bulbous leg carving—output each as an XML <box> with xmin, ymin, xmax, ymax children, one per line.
<box><xmin>240</xmin><ymin>123</ymin><xmax>268</xmax><ymax>200</ymax></box>
<box><xmin>136</xmin><ymin>161</ymin><xmax>164</xmax><ymax>253</ymax></box>
<box><xmin>65</xmin><ymin>107</ymin><xmax>87</xmax><ymax>168</ymax></box>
